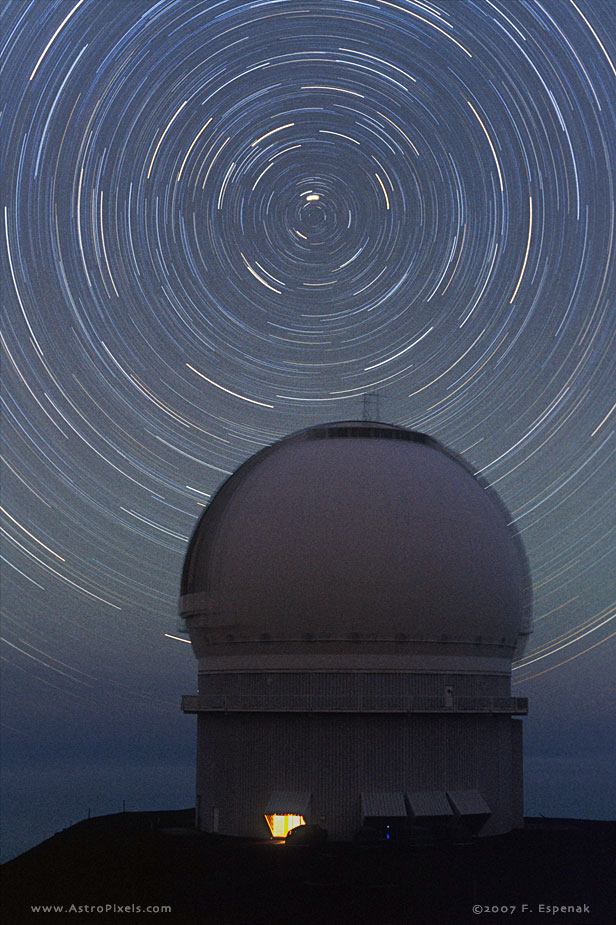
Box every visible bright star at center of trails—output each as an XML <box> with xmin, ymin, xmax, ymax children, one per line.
<box><xmin>305</xmin><ymin>194</ymin><xmax>320</xmax><ymax>201</ymax></box>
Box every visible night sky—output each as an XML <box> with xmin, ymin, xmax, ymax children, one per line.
<box><xmin>1</xmin><ymin>0</ymin><xmax>615</xmax><ymax>860</ymax></box>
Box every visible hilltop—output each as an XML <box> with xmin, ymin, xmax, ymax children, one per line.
<box><xmin>2</xmin><ymin>811</ymin><xmax>614</xmax><ymax>923</ymax></box>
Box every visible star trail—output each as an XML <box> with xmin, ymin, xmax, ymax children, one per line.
<box><xmin>1</xmin><ymin>0</ymin><xmax>615</xmax><ymax>839</ymax></box>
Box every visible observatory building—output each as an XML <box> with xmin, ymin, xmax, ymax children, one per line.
<box><xmin>180</xmin><ymin>421</ymin><xmax>531</xmax><ymax>840</ymax></box>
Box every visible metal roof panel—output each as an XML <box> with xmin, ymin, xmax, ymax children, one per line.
<box><xmin>447</xmin><ymin>789</ymin><xmax>491</xmax><ymax>816</ymax></box>
<box><xmin>361</xmin><ymin>792</ymin><xmax>407</xmax><ymax>817</ymax></box>
<box><xmin>407</xmin><ymin>791</ymin><xmax>454</xmax><ymax>817</ymax></box>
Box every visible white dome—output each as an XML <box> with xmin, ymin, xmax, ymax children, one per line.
<box><xmin>180</xmin><ymin>422</ymin><xmax>532</xmax><ymax>661</ymax></box>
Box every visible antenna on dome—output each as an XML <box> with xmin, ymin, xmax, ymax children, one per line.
<box><xmin>362</xmin><ymin>391</ymin><xmax>381</xmax><ymax>421</ymax></box>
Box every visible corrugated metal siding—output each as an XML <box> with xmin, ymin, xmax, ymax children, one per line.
<box><xmin>361</xmin><ymin>792</ymin><xmax>407</xmax><ymax>817</ymax></box>
<box><xmin>511</xmin><ymin>719</ymin><xmax>524</xmax><ymax>829</ymax></box>
<box><xmin>195</xmin><ymin>712</ymin><xmax>515</xmax><ymax>839</ymax></box>
<box><xmin>196</xmin><ymin>670</ymin><xmax>512</xmax><ymax>711</ymax></box>
<box><xmin>198</xmin><ymin>671</ymin><xmax>511</xmax><ymax>699</ymax></box>
<box><xmin>407</xmin><ymin>791</ymin><xmax>453</xmax><ymax>817</ymax></box>
<box><xmin>264</xmin><ymin>791</ymin><xmax>311</xmax><ymax>814</ymax></box>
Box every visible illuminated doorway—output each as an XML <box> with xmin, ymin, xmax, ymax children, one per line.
<box><xmin>265</xmin><ymin>813</ymin><xmax>305</xmax><ymax>838</ymax></box>
<box><xmin>264</xmin><ymin>791</ymin><xmax>311</xmax><ymax>837</ymax></box>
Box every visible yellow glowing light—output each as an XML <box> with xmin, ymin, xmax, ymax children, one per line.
<box><xmin>148</xmin><ymin>100</ymin><xmax>188</xmax><ymax>179</ymax></box>
<box><xmin>467</xmin><ymin>99</ymin><xmax>504</xmax><ymax>192</ymax></box>
<box><xmin>240</xmin><ymin>252</ymin><xmax>282</xmax><ymax>294</ymax></box>
<box><xmin>251</xmin><ymin>123</ymin><xmax>295</xmax><ymax>147</ymax></box>
<box><xmin>510</xmin><ymin>196</ymin><xmax>533</xmax><ymax>304</ymax></box>
<box><xmin>264</xmin><ymin>814</ymin><xmax>305</xmax><ymax>838</ymax></box>
<box><xmin>177</xmin><ymin>118</ymin><xmax>212</xmax><ymax>182</ymax></box>
<box><xmin>305</xmin><ymin>194</ymin><xmax>320</xmax><ymax>201</ymax></box>
<box><xmin>375</xmin><ymin>173</ymin><xmax>390</xmax><ymax>210</ymax></box>
<box><xmin>591</xmin><ymin>399</ymin><xmax>616</xmax><ymax>436</ymax></box>
<box><xmin>1</xmin><ymin>506</ymin><xmax>65</xmax><ymax>560</ymax></box>
<box><xmin>186</xmin><ymin>363</ymin><xmax>274</xmax><ymax>408</ymax></box>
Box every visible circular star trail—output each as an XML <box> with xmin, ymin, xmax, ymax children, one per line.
<box><xmin>1</xmin><ymin>0</ymin><xmax>615</xmax><ymax>707</ymax></box>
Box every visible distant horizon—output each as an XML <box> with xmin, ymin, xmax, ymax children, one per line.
<box><xmin>3</xmin><ymin>746</ymin><xmax>615</xmax><ymax>863</ymax></box>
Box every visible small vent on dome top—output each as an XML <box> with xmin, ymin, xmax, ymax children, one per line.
<box><xmin>306</xmin><ymin>425</ymin><xmax>430</xmax><ymax>443</ymax></box>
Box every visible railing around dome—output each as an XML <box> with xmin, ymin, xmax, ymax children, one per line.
<box><xmin>181</xmin><ymin>693</ymin><xmax>528</xmax><ymax>714</ymax></box>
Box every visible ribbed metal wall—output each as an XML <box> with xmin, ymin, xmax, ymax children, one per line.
<box><xmin>198</xmin><ymin>671</ymin><xmax>510</xmax><ymax>698</ymax></box>
<box><xmin>195</xmin><ymin>711</ymin><xmax>522</xmax><ymax>839</ymax></box>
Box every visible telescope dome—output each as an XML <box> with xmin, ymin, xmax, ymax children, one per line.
<box><xmin>180</xmin><ymin>422</ymin><xmax>531</xmax><ymax>662</ymax></box>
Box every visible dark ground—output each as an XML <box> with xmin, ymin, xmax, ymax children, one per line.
<box><xmin>2</xmin><ymin>811</ymin><xmax>614</xmax><ymax>924</ymax></box>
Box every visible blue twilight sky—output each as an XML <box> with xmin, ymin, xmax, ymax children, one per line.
<box><xmin>1</xmin><ymin>0</ymin><xmax>615</xmax><ymax>861</ymax></box>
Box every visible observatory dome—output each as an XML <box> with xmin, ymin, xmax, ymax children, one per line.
<box><xmin>180</xmin><ymin>422</ymin><xmax>531</xmax><ymax>661</ymax></box>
